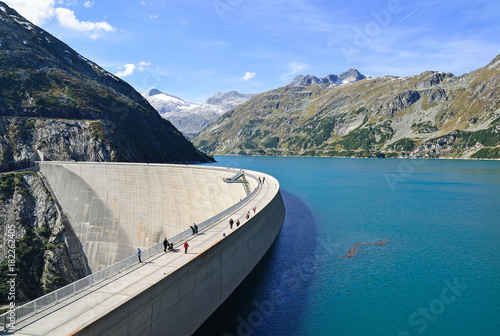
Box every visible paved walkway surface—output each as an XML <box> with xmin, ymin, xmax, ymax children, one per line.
<box><xmin>4</xmin><ymin>170</ymin><xmax>278</xmax><ymax>336</ymax></box>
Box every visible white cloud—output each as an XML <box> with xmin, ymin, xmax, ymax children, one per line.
<box><xmin>84</xmin><ymin>1</ymin><xmax>95</xmax><ymax>8</ymax></box>
<box><xmin>138</xmin><ymin>61</ymin><xmax>151</xmax><ymax>71</ymax></box>
<box><xmin>3</xmin><ymin>0</ymin><xmax>114</xmax><ymax>34</ymax></box>
<box><xmin>149</xmin><ymin>14</ymin><xmax>158</xmax><ymax>19</ymax></box>
<box><xmin>242</xmin><ymin>72</ymin><xmax>256</xmax><ymax>80</ymax></box>
<box><xmin>116</xmin><ymin>64</ymin><xmax>136</xmax><ymax>78</ymax></box>
<box><xmin>140</xmin><ymin>0</ymin><xmax>147</xmax><ymax>5</ymax></box>
<box><xmin>58</xmin><ymin>0</ymin><xmax>77</xmax><ymax>5</ymax></box>
<box><xmin>4</xmin><ymin>0</ymin><xmax>55</xmax><ymax>25</ymax></box>
<box><xmin>55</xmin><ymin>7</ymin><xmax>114</xmax><ymax>31</ymax></box>
<box><xmin>288</xmin><ymin>61</ymin><xmax>307</xmax><ymax>73</ymax></box>
<box><xmin>280</xmin><ymin>61</ymin><xmax>308</xmax><ymax>79</ymax></box>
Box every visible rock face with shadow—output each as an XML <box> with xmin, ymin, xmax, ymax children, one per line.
<box><xmin>0</xmin><ymin>172</ymin><xmax>85</xmax><ymax>303</ymax></box>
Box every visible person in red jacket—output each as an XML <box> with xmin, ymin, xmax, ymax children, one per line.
<box><xmin>184</xmin><ymin>241</ymin><xmax>189</xmax><ymax>254</ymax></box>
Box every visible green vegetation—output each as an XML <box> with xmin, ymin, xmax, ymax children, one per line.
<box><xmin>240</xmin><ymin>140</ymin><xmax>258</xmax><ymax>150</ymax></box>
<box><xmin>294</xmin><ymin>116</ymin><xmax>337</xmax><ymax>147</ymax></box>
<box><xmin>49</xmin><ymin>276</ymin><xmax>65</xmax><ymax>287</ymax></box>
<box><xmin>0</xmin><ymin>175</ymin><xmax>15</xmax><ymax>200</ymax></box>
<box><xmin>196</xmin><ymin>140</ymin><xmax>217</xmax><ymax>154</ymax></box>
<box><xmin>0</xmin><ymin>173</ymin><xmax>29</xmax><ymax>200</ymax></box>
<box><xmin>0</xmin><ymin>221</ymin><xmax>69</xmax><ymax>303</ymax></box>
<box><xmin>285</xmin><ymin>136</ymin><xmax>307</xmax><ymax>149</ymax></box>
<box><xmin>385</xmin><ymin>152</ymin><xmax>399</xmax><ymax>158</ymax></box>
<box><xmin>391</xmin><ymin>138</ymin><xmax>416</xmax><ymax>152</ymax></box>
<box><xmin>411</xmin><ymin>121</ymin><xmax>438</xmax><ymax>133</ymax></box>
<box><xmin>90</xmin><ymin>122</ymin><xmax>106</xmax><ymax>139</ymax></box>
<box><xmin>301</xmin><ymin>150</ymin><xmax>316</xmax><ymax>156</ymax></box>
<box><xmin>0</xmin><ymin>226</ymin><xmax>45</xmax><ymax>302</ymax></box>
<box><xmin>457</xmin><ymin>127</ymin><xmax>500</xmax><ymax>147</ymax></box>
<box><xmin>339</xmin><ymin>127</ymin><xmax>374</xmax><ymax>150</ymax></box>
<box><xmin>354</xmin><ymin>107</ymin><xmax>368</xmax><ymax>115</ymax></box>
<box><xmin>471</xmin><ymin>147</ymin><xmax>500</xmax><ymax>159</ymax></box>
<box><xmin>262</xmin><ymin>136</ymin><xmax>280</xmax><ymax>148</ymax></box>
<box><xmin>337</xmin><ymin>122</ymin><xmax>393</xmax><ymax>152</ymax></box>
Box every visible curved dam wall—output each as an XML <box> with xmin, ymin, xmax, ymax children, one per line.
<box><xmin>38</xmin><ymin>162</ymin><xmax>258</xmax><ymax>272</ymax></box>
<box><xmin>73</xmin><ymin>171</ymin><xmax>285</xmax><ymax>336</ymax></box>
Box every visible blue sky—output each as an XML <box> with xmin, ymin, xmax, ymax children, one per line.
<box><xmin>5</xmin><ymin>0</ymin><xmax>500</xmax><ymax>103</ymax></box>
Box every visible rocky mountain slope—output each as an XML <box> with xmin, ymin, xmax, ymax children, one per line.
<box><xmin>0</xmin><ymin>171</ymin><xmax>85</xmax><ymax>303</ymax></box>
<box><xmin>285</xmin><ymin>69</ymin><xmax>366</xmax><ymax>86</ymax></box>
<box><xmin>0</xmin><ymin>1</ymin><xmax>211</xmax><ymax>164</ymax></box>
<box><xmin>194</xmin><ymin>55</ymin><xmax>500</xmax><ymax>159</ymax></box>
<box><xmin>144</xmin><ymin>89</ymin><xmax>257</xmax><ymax>137</ymax></box>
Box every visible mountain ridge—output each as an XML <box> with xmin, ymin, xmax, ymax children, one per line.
<box><xmin>0</xmin><ymin>1</ymin><xmax>211</xmax><ymax>164</ymax></box>
<box><xmin>194</xmin><ymin>55</ymin><xmax>500</xmax><ymax>159</ymax></box>
<box><xmin>285</xmin><ymin>69</ymin><xmax>366</xmax><ymax>86</ymax></box>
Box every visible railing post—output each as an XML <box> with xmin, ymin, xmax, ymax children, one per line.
<box><xmin>34</xmin><ymin>300</ymin><xmax>37</xmax><ymax>314</ymax></box>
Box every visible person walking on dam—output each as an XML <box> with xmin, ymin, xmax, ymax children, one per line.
<box><xmin>184</xmin><ymin>241</ymin><xmax>189</xmax><ymax>254</ymax></box>
<box><xmin>229</xmin><ymin>218</ymin><xmax>234</xmax><ymax>229</ymax></box>
<box><xmin>163</xmin><ymin>238</ymin><xmax>169</xmax><ymax>252</ymax></box>
<box><xmin>137</xmin><ymin>248</ymin><xmax>142</xmax><ymax>263</ymax></box>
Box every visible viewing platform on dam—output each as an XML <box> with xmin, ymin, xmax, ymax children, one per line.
<box><xmin>3</xmin><ymin>163</ymin><xmax>285</xmax><ymax>336</ymax></box>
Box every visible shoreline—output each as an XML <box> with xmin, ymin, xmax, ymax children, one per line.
<box><xmin>210</xmin><ymin>154</ymin><xmax>500</xmax><ymax>161</ymax></box>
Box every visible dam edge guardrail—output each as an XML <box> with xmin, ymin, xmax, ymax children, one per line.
<box><xmin>0</xmin><ymin>165</ymin><xmax>262</xmax><ymax>331</ymax></box>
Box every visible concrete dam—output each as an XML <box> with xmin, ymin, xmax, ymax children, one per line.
<box><xmin>7</xmin><ymin>162</ymin><xmax>285</xmax><ymax>335</ymax></box>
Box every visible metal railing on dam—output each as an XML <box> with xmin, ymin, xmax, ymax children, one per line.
<box><xmin>0</xmin><ymin>167</ymin><xmax>262</xmax><ymax>331</ymax></box>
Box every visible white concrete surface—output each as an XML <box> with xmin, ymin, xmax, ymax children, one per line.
<box><xmin>38</xmin><ymin>162</ymin><xmax>258</xmax><ymax>272</ymax></box>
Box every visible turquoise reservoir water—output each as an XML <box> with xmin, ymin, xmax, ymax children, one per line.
<box><xmin>195</xmin><ymin>157</ymin><xmax>500</xmax><ymax>336</ymax></box>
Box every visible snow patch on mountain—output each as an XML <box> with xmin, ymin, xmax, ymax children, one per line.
<box><xmin>144</xmin><ymin>89</ymin><xmax>257</xmax><ymax>136</ymax></box>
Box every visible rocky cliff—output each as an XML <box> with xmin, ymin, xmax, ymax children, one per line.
<box><xmin>0</xmin><ymin>1</ymin><xmax>211</xmax><ymax>164</ymax></box>
<box><xmin>0</xmin><ymin>171</ymin><xmax>85</xmax><ymax>304</ymax></box>
<box><xmin>285</xmin><ymin>69</ymin><xmax>366</xmax><ymax>86</ymax></box>
<box><xmin>194</xmin><ymin>54</ymin><xmax>500</xmax><ymax>159</ymax></box>
<box><xmin>0</xmin><ymin>118</ymin><xmax>114</xmax><ymax>163</ymax></box>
